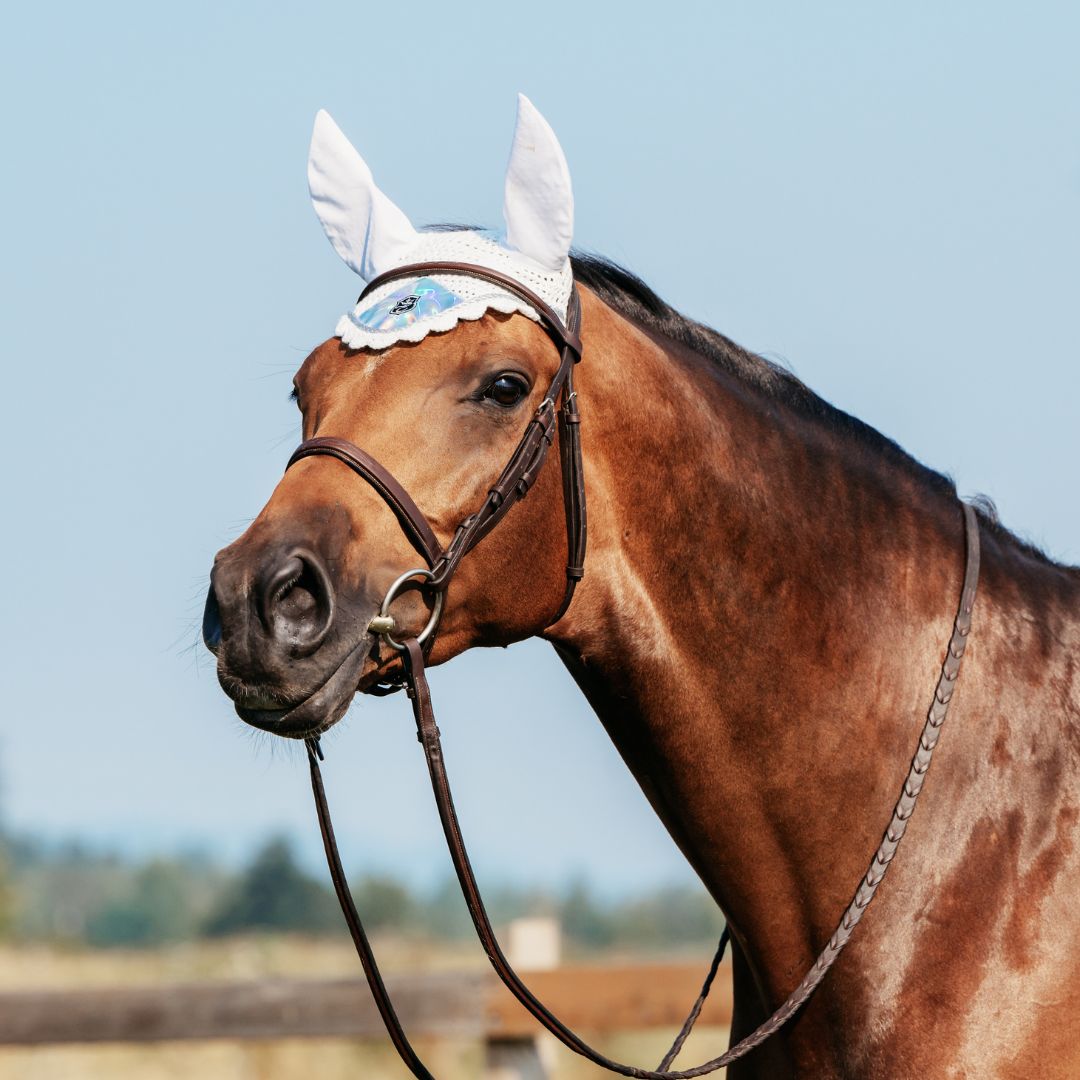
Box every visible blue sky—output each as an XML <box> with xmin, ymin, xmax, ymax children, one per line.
<box><xmin>2</xmin><ymin>2</ymin><xmax>1077</xmax><ymax>892</ymax></box>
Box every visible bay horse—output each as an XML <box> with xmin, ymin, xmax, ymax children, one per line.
<box><xmin>203</xmin><ymin>99</ymin><xmax>1080</xmax><ymax>1077</ymax></box>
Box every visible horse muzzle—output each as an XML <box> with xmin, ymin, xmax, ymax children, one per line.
<box><xmin>202</xmin><ymin>542</ymin><xmax>365</xmax><ymax>737</ymax></box>
<box><xmin>202</xmin><ymin>533</ymin><xmax>438</xmax><ymax>737</ymax></box>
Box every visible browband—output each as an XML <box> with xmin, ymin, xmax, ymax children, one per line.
<box><xmin>358</xmin><ymin>260</ymin><xmax>583</xmax><ymax>360</ymax></box>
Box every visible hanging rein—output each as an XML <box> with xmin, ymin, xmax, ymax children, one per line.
<box><xmin>285</xmin><ymin>262</ymin><xmax>981</xmax><ymax>1077</ymax></box>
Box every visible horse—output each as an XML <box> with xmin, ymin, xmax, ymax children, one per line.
<box><xmin>203</xmin><ymin>97</ymin><xmax>1080</xmax><ymax>1077</ymax></box>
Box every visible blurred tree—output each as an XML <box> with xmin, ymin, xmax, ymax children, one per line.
<box><xmin>0</xmin><ymin>751</ymin><xmax>10</xmax><ymax>938</ymax></box>
<box><xmin>421</xmin><ymin>876</ymin><xmax>474</xmax><ymax>940</ymax></box>
<box><xmin>10</xmin><ymin>841</ymin><xmax>129</xmax><ymax>942</ymax></box>
<box><xmin>202</xmin><ymin>836</ymin><xmax>339</xmax><ymax>936</ymax></box>
<box><xmin>560</xmin><ymin>879</ymin><xmax>615</xmax><ymax>948</ymax></box>
<box><xmin>0</xmin><ymin>845</ymin><xmax>12</xmax><ymax>940</ymax></box>
<box><xmin>86</xmin><ymin>860</ymin><xmax>203</xmax><ymax>946</ymax></box>
<box><xmin>609</xmin><ymin>885</ymin><xmax>725</xmax><ymax>949</ymax></box>
<box><xmin>350</xmin><ymin>875</ymin><xmax>414</xmax><ymax>932</ymax></box>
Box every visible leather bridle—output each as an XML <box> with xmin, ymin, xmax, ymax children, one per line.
<box><xmin>287</xmin><ymin>260</ymin><xmax>587</xmax><ymax>660</ymax></box>
<box><xmin>284</xmin><ymin>262</ymin><xmax>983</xmax><ymax>1077</ymax></box>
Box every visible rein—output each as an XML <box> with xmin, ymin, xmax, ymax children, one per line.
<box><xmin>287</xmin><ymin>264</ymin><xmax>982</xmax><ymax>1076</ymax></box>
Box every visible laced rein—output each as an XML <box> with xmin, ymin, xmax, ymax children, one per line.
<box><xmin>291</xmin><ymin>265</ymin><xmax>982</xmax><ymax>1077</ymax></box>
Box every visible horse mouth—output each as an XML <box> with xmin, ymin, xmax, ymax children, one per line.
<box><xmin>234</xmin><ymin>639</ymin><xmax>373</xmax><ymax>739</ymax></box>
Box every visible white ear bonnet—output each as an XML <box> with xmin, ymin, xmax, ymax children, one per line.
<box><xmin>308</xmin><ymin>95</ymin><xmax>574</xmax><ymax>351</ymax></box>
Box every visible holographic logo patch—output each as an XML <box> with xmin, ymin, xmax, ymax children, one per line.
<box><xmin>388</xmin><ymin>294</ymin><xmax>420</xmax><ymax>315</ymax></box>
<box><xmin>354</xmin><ymin>278</ymin><xmax>462</xmax><ymax>332</ymax></box>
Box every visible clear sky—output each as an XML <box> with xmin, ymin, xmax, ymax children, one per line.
<box><xmin>2</xmin><ymin>2</ymin><xmax>1077</xmax><ymax>893</ymax></box>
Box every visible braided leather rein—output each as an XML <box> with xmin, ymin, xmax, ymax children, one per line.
<box><xmin>290</xmin><ymin>265</ymin><xmax>982</xmax><ymax>1077</ymax></box>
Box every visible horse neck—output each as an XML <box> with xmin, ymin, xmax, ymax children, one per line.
<box><xmin>546</xmin><ymin>292</ymin><xmax>969</xmax><ymax>1000</ymax></box>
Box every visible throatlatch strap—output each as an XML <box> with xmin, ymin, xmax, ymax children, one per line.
<box><xmin>308</xmin><ymin>504</ymin><xmax>980</xmax><ymax>1078</ymax></box>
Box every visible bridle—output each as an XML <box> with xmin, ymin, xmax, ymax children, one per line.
<box><xmin>284</xmin><ymin>262</ymin><xmax>982</xmax><ymax>1077</ymax></box>
<box><xmin>288</xmin><ymin>260</ymin><xmax>587</xmax><ymax>662</ymax></box>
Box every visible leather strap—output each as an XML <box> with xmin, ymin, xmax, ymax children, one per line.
<box><xmin>287</xmin><ymin>437</ymin><xmax>443</xmax><ymax>568</ymax></box>
<box><xmin>428</xmin><ymin>343</ymin><xmax>575</xmax><ymax>593</ymax></box>
<box><xmin>306</xmin><ymin>737</ymin><xmax>435</xmax><ymax>1080</ymax></box>
<box><xmin>359</xmin><ymin>261</ymin><xmax>583</xmax><ymax>361</ymax></box>
<box><xmin>307</xmin><ymin>504</ymin><xmax>981</xmax><ymax>1077</ymax></box>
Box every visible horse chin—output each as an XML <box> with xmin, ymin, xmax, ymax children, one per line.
<box><xmin>235</xmin><ymin>639</ymin><xmax>372</xmax><ymax>740</ymax></box>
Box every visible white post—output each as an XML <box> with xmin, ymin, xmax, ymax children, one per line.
<box><xmin>506</xmin><ymin>916</ymin><xmax>562</xmax><ymax>971</ymax></box>
<box><xmin>483</xmin><ymin>917</ymin><xmax>561</xmax><ymax>1080</ymax></box>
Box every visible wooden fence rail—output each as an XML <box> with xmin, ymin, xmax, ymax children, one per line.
<box><xmin>0</xmin><ymin>962</ymin><xmax>732</xmax><ymax>1047</ymax></box>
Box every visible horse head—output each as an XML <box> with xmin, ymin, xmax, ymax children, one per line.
<box><xmin>203</xmin><ymin>96</ymin><xmax>584</xmax><ymax>739</ymax></box>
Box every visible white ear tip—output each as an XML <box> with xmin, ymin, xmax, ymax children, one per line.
<box><xmin>516</xmin><ymin>94</ymin><xmax>547</xmax><ymax>129</ymax></box>
<box><xmin>514</xmin><ymin>94</ymin><xmax>557</xmax><ymax>143</ymax></box>
<box><xmin>310</xmin><ymin>110</ymin><xmax>345</xmax><ymax>155</ymax></box>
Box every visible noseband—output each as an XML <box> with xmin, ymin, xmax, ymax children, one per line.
<box><xmin>287</xmin><ymin>260</ymin><xmax>587</xmax><ymax>661</ymax></box>
<box><xmin>284</xmin><ymin>263</ymin><xmax>983</xmax><ymax>1078</ymax></box>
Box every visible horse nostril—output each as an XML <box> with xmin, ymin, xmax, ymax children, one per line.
<box><xmin>202</xmin><ymin>582</ymin><xmax>223</xmax><ymax>654</ymax></box>
<box><xmin>259</xmin><ymin>549</ymin><xmax>335</xmax><ymax>656</ymax></box>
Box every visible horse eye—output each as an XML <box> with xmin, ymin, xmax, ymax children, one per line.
<box><xmin>483</xmin><ymin>374</ymin><xmax>529</xmax><ymax>408</ymax></box>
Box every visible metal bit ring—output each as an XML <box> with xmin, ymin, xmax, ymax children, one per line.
<box><xmin>370</xmin><ymin>568</ymin><xmax>444</xmax><ymax>652</ymax></box>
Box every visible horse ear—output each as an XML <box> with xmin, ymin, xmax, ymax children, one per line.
<box><xmin>501</xmin><ymin>94</ymin><xmax>574</xmax><ymax>272</ymax></box>
<box><xmin>307</xmin><ymin>110</ymin><xmax>418</xmax><ymax>281</ymax></box>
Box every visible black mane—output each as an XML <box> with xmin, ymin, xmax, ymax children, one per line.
<box><xmin>570</xmin><ymin>252</ymin><xmax>1068</xmax><ymax>570</ymax></box>
<box><xmin>425</xmin><ymin>228</ymin><xmax>1060</xmax><ymax>568</ymax></box>
<box><xmin>570</xmin><ymin>251</ymin><xmax>952</xmax><ymax>488</ymax></box>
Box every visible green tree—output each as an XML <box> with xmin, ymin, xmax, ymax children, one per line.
<box><xmin>0</xmin><ymin>752</ymin><xmax>10</xmax><ymax>938</ymax></box>
<box><xmin>0</xmin><ymin>844</ymin><xmax>12</xmax><ymax>940</ymax></box>
<box><xmin>421</xmin><ymin>876</ymin><xmax>474</xmax><ymax>940</ymax></box>
<box><xmin>86</xmin><ymin>860</ymin><xmax>201</xmax><ymax>947</ymax></box>
<box><xmin>351</xmin><ymin>875</ymin><xmax>414</xmax><ymax>932</ymax></box>
<box><xmin>559</xmin><ymin>879</ymin><xmax>615</xmax><ymax>948</ymax></box>
<box><xmin>609</xmin><ymin>885</ymin><xmax>725</xmax><ymax>949</ymax></box>
<box><xmin>202</xmin><ymin>837</ymin><xmax>339</xmax><ymax>936</ymax></box>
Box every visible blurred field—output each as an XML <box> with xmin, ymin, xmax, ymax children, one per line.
<box><xmin>0</xmin><ymin>936</ymin><xmax>730</xmax><ymax>1079</ymax></box>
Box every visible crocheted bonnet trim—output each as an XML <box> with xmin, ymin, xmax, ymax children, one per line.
<box><xmin>336</xmin><ymin>231</ymin><xmax>574</xmax><ymax>351</ymax></box>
